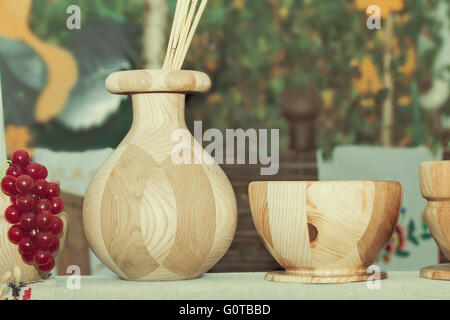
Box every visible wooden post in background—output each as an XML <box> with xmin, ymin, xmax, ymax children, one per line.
<box><xmin>142</xmin><ymin>0</ymin><xmax>168</xmax><ymax>69</ymax></box>
<box><xmin>212</xmin><ymin>86</ymin><xmax>321</xmax><ymax>272</ymax></box>
<box><xmin>57</xmin><ymin>193</ymin><xmax>91</xmax><ymax>275</ymax></box>
<box><xmin>381</xmin><ymin>14</ymin><xmax>395</xmax><ymax>147</ymax></box>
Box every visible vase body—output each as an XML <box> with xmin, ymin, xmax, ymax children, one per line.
<box><xmin>0</xmin><ymin>193</ymin><xmax>69</xmax><ymax>284</ymax></box>
<box><xmin>83</xmin><ymin>70</ymin><xmax>237</xmax><ymax>281</ymax></box>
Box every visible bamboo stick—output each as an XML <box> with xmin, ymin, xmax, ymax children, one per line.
<box><xmin>175</xmin><ymin>0</ymin><xmax>208</xmax><ymax>70</ymax></box>
<box><xmin>162</xmin><ymin>0</ymin><xmax>182</xmax><ymax>69</ymax></box>
<box><xmin>162</xmin><ymin>0</ymin><xmax>208</xmax><ymax>70</ymax></box>
<box><xmin>172</xmin><ymin>0</ymin><xmax>198</xmax><ymax>69</ymax></box>
<box><xmin>167</xmin><ymin>0</ymin><xmax>190</xmax><ymax>69</ymax></box>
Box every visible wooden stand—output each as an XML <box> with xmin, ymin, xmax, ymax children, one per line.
<box><xmin>266</xmin><ymin>269</ymin><xmax>387</xmax><ymax>284</ymax></box>
<box><xmin>83</xmin><ymin>70</ymin><xmax>237</xmax><ymax>281</ymax></box>
<box><xmin>420</xmin><ymin>264</ymin><xmax>450</xmax><ymax>281</ymax></box>
<box><xmin>419</xmin><ymin>161</ymin><xmax>450</xmax><ymax>280</ymax></box>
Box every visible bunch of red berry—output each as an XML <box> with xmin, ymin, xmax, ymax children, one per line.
<box><xmin>1</xmin><ymin>150</ymin><xmax>64</xmax><ymax>273</ymax></box>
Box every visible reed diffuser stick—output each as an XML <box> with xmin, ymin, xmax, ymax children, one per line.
<box><xmin>175</xmin><ymin>0</ymin><xmax>207</xmax><ymax>70</ymax></box>
<box><xmin>162</xmin><ymin>0</ymin><xmax>208</xmax><ymax>70</ymax></box>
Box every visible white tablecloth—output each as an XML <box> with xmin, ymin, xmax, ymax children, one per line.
<box><xmin>1</xmin><ymin>272</ymin><xmax>449</xmax><ymax>300</ymax></box>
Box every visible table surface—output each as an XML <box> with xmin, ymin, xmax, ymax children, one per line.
<box><xmin>2</xmin><ymin>272</ymin><xmax>449</xmax><ymax>300</ymax></box>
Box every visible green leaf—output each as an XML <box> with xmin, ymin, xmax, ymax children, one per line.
<box><xmin>408</xmin><ymin>220</ymin><xmax>416</xmax><ymax>237</ymax></box>
<box><xmin>410</xmin><ymin>236</ymin><xmax>419</xmax><ymax>246</ymax></box>
<box><xmin>421</xmin><ymin>233</ymin><xmax>432</xmax><ymax>240</ymax></box>
<box><xmin>396</xmin><ymin>250</ymin><xmax>410</xmax><ymax>257</ymax></box>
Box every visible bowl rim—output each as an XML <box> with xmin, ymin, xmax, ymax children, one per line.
<box><xmin>249</xmin><ymin>180</ymin><xmax>401</xmax><ymax>185</ymax></box>
<box><xmin>420</xmin><ymin>160</ymin><xmax>450</xmax><ymax>166</ymax></box>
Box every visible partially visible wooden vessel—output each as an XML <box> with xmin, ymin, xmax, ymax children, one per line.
<box><xmin>420</xmin><ymin>161</ymin><xmax>450</xmax><ymax>280</ymax></box>
<box><xmin>249</xmin><ymin>181</ymin><xmax>402</xmax><ymax>284</ymax></box>
<box><xmin>0</xmin><ymin>193</ymin><xmax>69</xmax><ymax>284</ymax></box>
<box><xmin>83</xmin><ymin>70</ymin><xmax>237</xmax><ymax>281</ymax></box>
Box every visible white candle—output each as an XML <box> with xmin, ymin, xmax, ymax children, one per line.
<box><xmin>0</xmin><ymin>69</ymin><xmax>7</xmax><ymax>164</ymax></box>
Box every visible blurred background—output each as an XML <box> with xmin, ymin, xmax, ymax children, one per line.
<box><xmin>0</xmin><ymin>0</ymin><xmax>448</xmax><ymax>275</ymax></box>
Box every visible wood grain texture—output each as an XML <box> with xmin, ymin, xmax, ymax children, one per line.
<box><xmin>420</xmin><ymin>263</ymin><xmax>450</xmax><ymax>280</ymax></box>
<box><xmin>419</xmin><ymin>161</ymin><xmax>450</xmax><ymax>280</ymax></box>
<box><xmin>249</xmin><ymin>181</ymin><xmax>402</xmax><ymax>284</ymax></box>
<box><xmin>83</xmin><ymin>70</ymin><xmax>237</xmax><ymax>281</ymax></box>
<box><xmin>0</xmin><ymin>193</ymin><xmax>69</xmax><ymax>284</ymax></box>
<box><xmin>105</xmin><ymin>70</ymin><xmax>211</xmax><ymax>94</ymax></box>
<box><xmin>266</xmin><ymin>270</ymin><xmax>387</xmax><ymax>284</ymax></box>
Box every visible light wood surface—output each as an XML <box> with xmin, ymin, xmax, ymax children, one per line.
<box><xmin>105</xmin><ymin>70</ymin><xmax>211</xmax><ymax>94</ymax></box>
<box><xmin>419</xmin><ymin>161</ymin><xmax>450</xmax><ymax>280</ymax></box>
<box><xmin>266</xmin><ymin>270</ymin><xmax>388</xmax><ymax>284</ymax></box>
<box><xmin>249</xmin><ymin>181</ymin><xmax>402</xmax><ymax>284</ymax></box>
<box><xmin>0</xmin><ymin>193</ymin><xmax>69</xmax><ymax>284</ymax></box>
<box><xmin>83</xmin><ymin>70</ymin><xmax>237</xmax><ymax>281</ymax></box>
<box><xmin>420</xmin><ymin>264</ymin><xmax>450</xmax><ymax>280</ymax></box>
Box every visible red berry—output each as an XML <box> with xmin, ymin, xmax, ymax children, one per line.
<box><xmin>6</xmin><ymin>166</ymin><xmax>22</xmax><ymax>178</ymax></box>
<box><xmin>4</xmin><ymin>205</ymin><xmax>21</xmax><ymax>224</ymax></box>
<box><xmin>34</xmin><ymin>249</ymin><xmax>51</xmax><ymax>265</ymax></box>
<box><xmin>21</xmin><ymin>253</ymin><xmax>34</xmax><ymax>263</ymax></box>
<box><xmin>36</xmin><ymin>231</ymin><xmax>55</xmax><ymax>248</ymax></box>
<box><xmin>1</xmin><ymin>175</ymin><xmax>17</xmax><ymax>196</ymax></box>
<box><xmin>50</xmin><ymin>216</ymin><xmax>64</xmax><ymax>235</ymax></box>
<box><xmin>15</xmin><ymin>175</ymin><xmax>34</xmax><ymax>194</ymax></box>
<box><xmin>28</xmin><ymin>228</ymin><xmax>38</xmax><ymax>241</ymax></box>
<box><xmin>10</xmin><ymin>194</ymin><xmax>19</xmax><ymax>204</ymax></box>
<box><xmin>24</xmin><ymin>162</ymin><xmax>42</xmax><ymax>180</ymax></box>
<box><xmin>8</xmin><ymin>225</ymin><xmax>23</xmax><ymax>244</ymax></box>
<box><xmin>48</xmin><ymin>238</ymin><xmax>60</xmax><ymax>252</ymax></box>
<box><xmin>36</xmin><ymin>210</ymin><xmax>53</xmax><ymax>230</ymax></box>
<box><xmin>16</xmin><ymin>194</ymin><xmax>35</xmax><ymax>211</ymax></box>
<box><xmin>38</xmin><ymin>256</ymin><xmax>55</xmax><ymax>272</ymax></box>
<box><xmin>34</xmin><ymin>198</ymin><xmax>51</xmax><ymax>213</ymax></box>
<box><xmin>31</xmin><ymin>179</ymin><xmax>48</xmax><ymax>197</ymax></box>
<box><xmin>47</xmin><ymin>182</ymin><xmax>60</xmax><ymax>198</ymax></box>
<box><xmin>19</xmin><ymin>212</ymin><xmax>36</xmax><ymax>231</ymax></box>
<box><xmin>49</xmin><ymin>197</ymin><xmax>64</xmax><ymax>214</ymax></box>
<box><xmin>11</xmin><ymin>150</ymin><xmax>30</xmax><ymax>168</ymax></box>
<box><xmin>40</xmin><ymin>165</ymin><xmax>48</xmax><ymax>179</ymax></box>
<box><xmin>18</xmin><ymin>237</ymin><xmax>35</xmax><ymax>255</ymax></box>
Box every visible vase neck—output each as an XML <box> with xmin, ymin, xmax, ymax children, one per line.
<box><xmin>130</xmin><ymin>93</ymin><xmax>187</xmax><ymax>130</ymax></box>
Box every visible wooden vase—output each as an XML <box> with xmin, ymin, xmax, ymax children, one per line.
<box><xmin>249</xmin><ymin>181</ymin><xmax>402</xmax><ymax>284</ymax></box>
<box><xmin>420</xmin><ymin>161</ymin><xmax>450</xmax><ymax>280</ymax></box>
<box><xmin>82</xmin><ymin>70</ymin><xmax>237</xmax><ymax>281</ymax></box>
<box><xmin>0</xmin><ymin>194</ymin><xmax>69</xmax><ymax>284</ymax></box>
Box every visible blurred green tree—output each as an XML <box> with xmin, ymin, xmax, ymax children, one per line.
<box><xmin>27</xmin><ymin>0</ymin><xmax>449</xmax><ymax>155</ymax></box>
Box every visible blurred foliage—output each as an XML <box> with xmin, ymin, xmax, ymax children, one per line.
<box><xmin>27</xmin><ymin>0</ymin><xmax>450</xmax><ymax>154</ymax></box>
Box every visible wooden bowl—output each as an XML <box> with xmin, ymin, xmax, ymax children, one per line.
<box><xmin>249</xmin><ymin>181</ymin><xmax>402</xmax><ymax>284</ymax></box>
<box><xmin>0</xmin><ymin>193</ymin><xmax>69</xmax><ymax>284</ymax></box>
<box><xmin>420</xmin><ymin>161</ymin><xmax>450</xmax><ymax>280</ymax></box>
